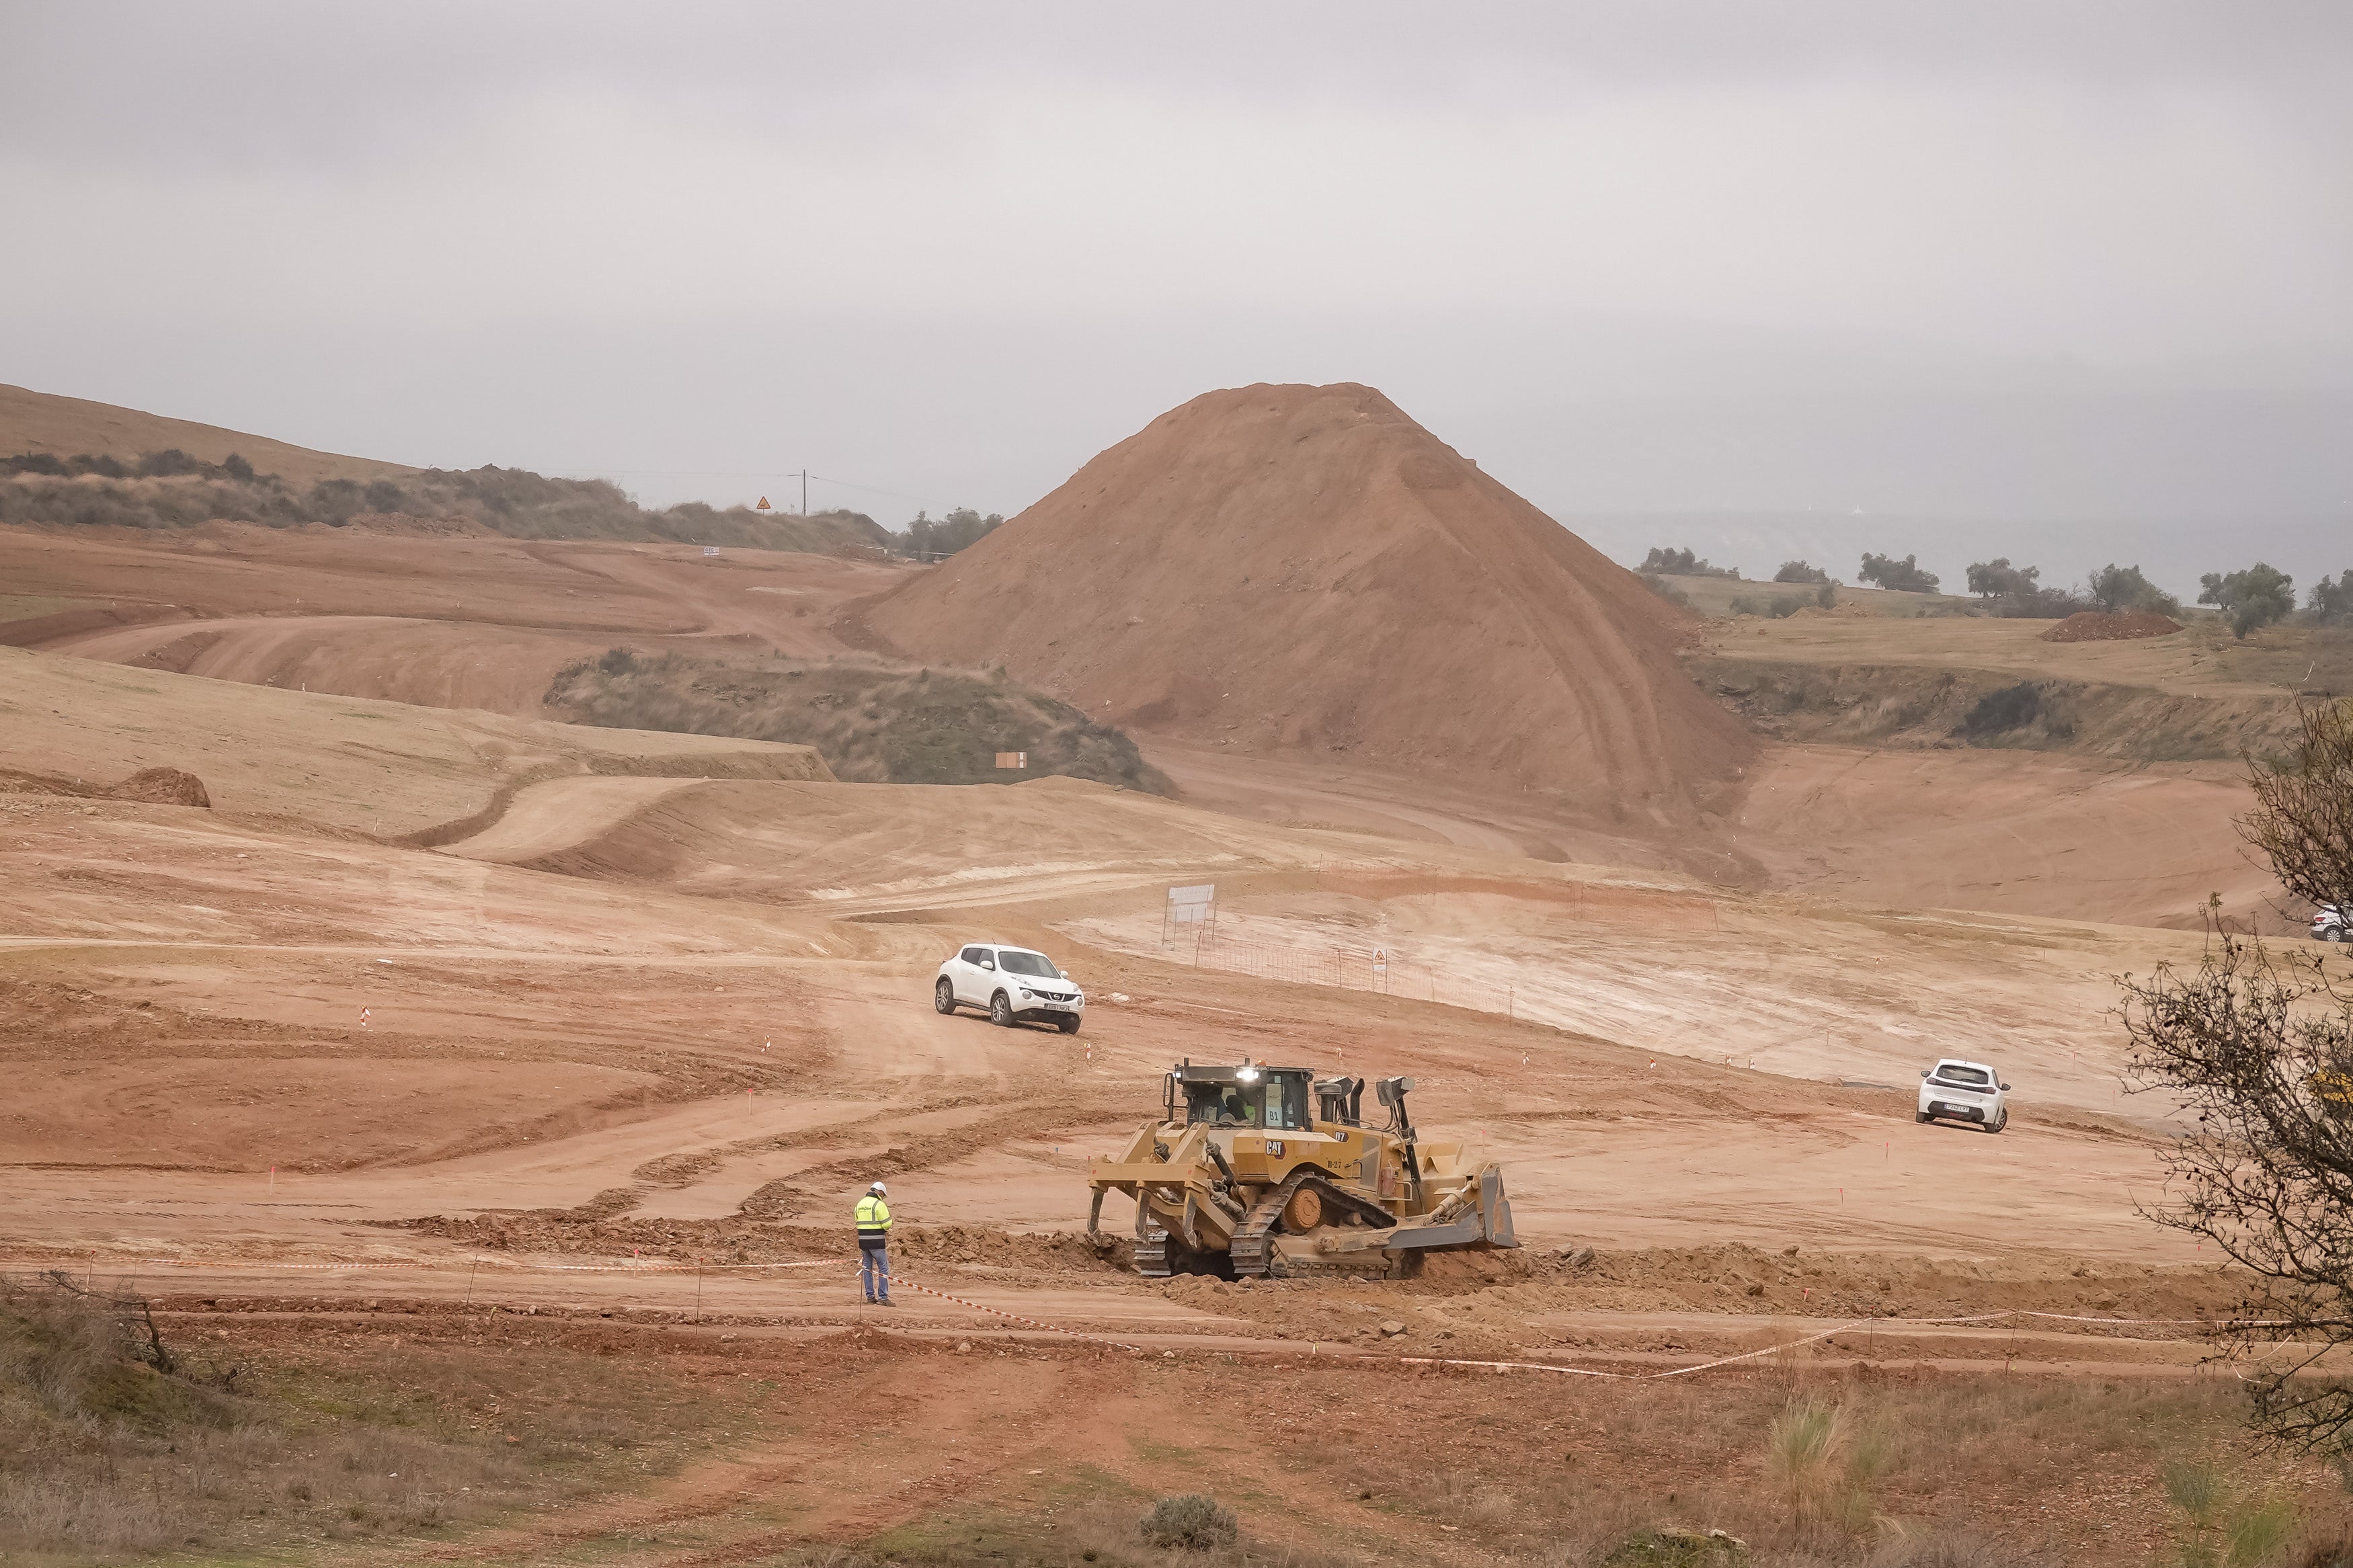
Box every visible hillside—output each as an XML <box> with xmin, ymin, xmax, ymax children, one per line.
<box><xmin>0</xmin><ymin>384</ymin><xmax>888</xmax><ymax>553</ymax></box>
<box><xmin>861</xmin><ymin>382</ymin><xmax>1753</xmax><ymax>813</ymax></box>
<box><xmin>0</xmin><ymin>382</ymin><xmax>414</xmax><ymax>488</ymax></box>
<box><xmin>546</xmin><ymin>648</ymin><xmax>1172</xmax><ymax>791</ymax></box>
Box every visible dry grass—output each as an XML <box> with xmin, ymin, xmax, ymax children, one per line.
<box><xmin>0</xmin><ymin>1274</ymin><xmax>736</xmax><ymax>1565</ymax></box>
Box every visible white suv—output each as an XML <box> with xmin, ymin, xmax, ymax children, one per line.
<box><xmin>1918</xmin><ymin>1059</ymin><xmax>2010</xmax><ymax>1134</ymax></box>
<box><xmin>934</xmin><ymin>944</ymin><xmax>1086</xmax><ymax>1032</ymax></box>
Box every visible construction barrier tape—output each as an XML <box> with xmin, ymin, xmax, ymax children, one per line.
<box><xmin>879</xmin><ymin>1274</ymin><xmax>1142</xmax><ymax>1353</ymax></box>
<box><xmin>11</xmin><ymin>1257</ymin><xmax>2303</xmax><ymax>1378</ymax></box>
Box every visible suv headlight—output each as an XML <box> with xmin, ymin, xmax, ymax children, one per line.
<box><xmin>1020</xmin><ymin>987</ymin><xmax>1035</xmax><ymax>999</ymax></box>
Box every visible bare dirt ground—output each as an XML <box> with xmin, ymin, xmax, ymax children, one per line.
<box><xmin>0</xmin><ymin>518</ymin><xmax>2319</xmax><ymax>1563</ymax></box>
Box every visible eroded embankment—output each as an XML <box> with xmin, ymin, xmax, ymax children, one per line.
<box><xmin>1686</xmin><ymin>655</ymin><xmax>2303</xmax><ymax>761</ymax></box>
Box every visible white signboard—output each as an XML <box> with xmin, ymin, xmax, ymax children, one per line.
<box><xmin>1167</xmin><ymin>883</ymin><xmax>1215</xmax><ymax>925</ymax></box>
<box><xmin>1371</xmin><ymin>947</ymin><xmax>1389</xmax><ymax>974</ymax></box>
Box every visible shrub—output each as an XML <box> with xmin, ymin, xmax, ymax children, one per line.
<box><xmin>1765</xmin><ymin>1397</ymin><xmax>1886</xmax><ymax>1532</ymax></box>
<box><xmin>547</xmin><ymin>650</ymin><xmax>1171</xmax><ymax>793</ymax></box>
<box><xmin>1997</xmin><ymin>584</ymin><xmax>2091</xmax><ymax>619</ymax></box>
<box><xmin>894</xmin><ymin>507</ymin><xmax>1003</xmax><ymax>559</ymax></box>
<box><xmin>136</xmin><ymin>448</ymin><xmax>200</xmax><ymax>477</ymax></box>
<box><xmin>1958</xmin><ymin>683</ymin><xmax>2044</xmax><ymax>738</ymax></box>
<box><xmin>1140</xmin><ymin>1493</ymin><xmax>1237</xmax><ymax>1551</ymax></box>
<box><xmin>2159</xmin><ymin>1458</ymin><xmax>2294</xmax><ymax>1568</ymax></box>
<box><xmin>2087</xmin><ymin>562</ymin><xmax>2183</xmax><ymax>617</ymax></box>
<box><xmin>1601</xmin><ymin>1529</ymin><xmax>1745</xmax><ymax>1566</ymax></box>
<box><xmin>1639</xmin><ymin>573</ymin><xmax>1694</xmax><ymax>610</ymax></box>
<box><xmin>2309</xmin><ymin>571</ymin><xmax>2353</xmax><ymax>626</ymax></box>
<box><xmin>1858</xmin><ymin>552</ymin><xmax>1940</xmax><ymax>593</ymax></box>
<box><xmin>1967</xmin><ymin>557</ymin><xmax>2039</xmax><ymax>599</ymax></box>
<box><xmin>1640</xmin><ymin>546</ymin><xmax>1739</xmax><ymax>578</ymax></box>
<box><xmin>1773</xmin><ymin>560</ymin><xmax>1830</xmax><ymax>584</ymax></box>
<box><xmin>2200</xmin><ymin>564</ymin><xmax>2295</xmax><ymax>639</ymax></box>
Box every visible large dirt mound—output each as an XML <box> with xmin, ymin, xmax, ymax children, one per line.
<box><xmin>862</xmin><ymin>383</ymin><xmax>1752</xmax><ymax>809</ymax></box>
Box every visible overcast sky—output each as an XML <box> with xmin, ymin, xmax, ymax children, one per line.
<box><xmin>4</xmin><ymin>3</ymin><xmax>2348</xmax><ymax>590</ymax></box>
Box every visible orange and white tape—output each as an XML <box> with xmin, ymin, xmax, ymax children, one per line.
<box><xmin>23</xmin><ymin>1257</ymin><xmax>2304</xmax><ymax>1380</ymax></box>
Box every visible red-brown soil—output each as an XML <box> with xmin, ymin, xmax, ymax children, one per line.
<box><xmin>2040</xmin><ymin>610</ymin><xmax>2185</xmax><ymax>643</ymax></box>
<box><xmin>860</xmin><ymin>382</ymin><xmax>1754</xmax><ymax>815</ymax></box>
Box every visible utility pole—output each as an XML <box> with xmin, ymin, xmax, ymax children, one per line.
<box><xmin>800</xmin><ymin>470</ymin><xmax>808</xmax><ymax>515</ymax></box>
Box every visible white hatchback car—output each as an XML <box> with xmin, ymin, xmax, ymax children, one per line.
<box><xmin>1917</xmin><ymin>1058</ymin><xmax>2011</xmax><ymax>1133</ymax></box>
<box><xmin>934</xmin><ymin>944</ymin><xmax>1086</xmax><ymax>1032</ymax></box>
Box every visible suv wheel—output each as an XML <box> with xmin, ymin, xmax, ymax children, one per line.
<box><xmin>1915</xmin><ymin>1111</ymin><xmax>1932</xmax><ymax>1124</ymax></box>
<box><xmin>934</xmin><ymin>977</ymin><xmax>957</xmax><ymax>1015</ymax></box>
<box><xmin>1058</xmin><ymin>1014</ymin><xmax>1082</xmax><ymax>1034</ymax></box>
<box><xmin>1986</xmin><ymin>1110</ymin><xmax>2007</xmax><ymax>1134</ymax></box>
<box><xmin>990</xmin><ymin>992</ymin><xmax>1014</xmax><ymax>1028</ymax></box>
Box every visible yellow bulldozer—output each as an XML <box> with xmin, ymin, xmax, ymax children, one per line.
<box><xmin>1086</xmin><ymin>1059</ymin><xmax>1516</xmax><ymax>1279</ymax></box>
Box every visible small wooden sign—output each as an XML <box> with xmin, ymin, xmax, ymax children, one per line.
<box><xmin>994</xmin><ymin>751</ymin><xmax>1028</xmax><ymax>770</ymax></box>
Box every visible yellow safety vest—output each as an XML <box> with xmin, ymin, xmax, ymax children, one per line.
<box><xmin>855</xmin><ymin>1195</ymin><xmax>891</xmax><ymax>1237</ymax></box>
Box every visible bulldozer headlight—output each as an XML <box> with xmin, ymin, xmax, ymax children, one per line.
<box><xmin>1236</xmin><ymin>1065</ymin><xmax>1260</xmax><ymax>1082</ymax></box>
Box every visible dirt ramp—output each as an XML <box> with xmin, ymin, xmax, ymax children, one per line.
<box><xmin>863</xmin><ymin>382</ymin><xmax>1751</xmax><ymax>812</ymax></box>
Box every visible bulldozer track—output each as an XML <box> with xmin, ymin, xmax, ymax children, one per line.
<box><xmin>1228</xmin><ymin>1167</ymin><xmax>1318</xmax><ymax>1278</ymax></box>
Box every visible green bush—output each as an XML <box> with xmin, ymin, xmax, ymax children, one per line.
<box><xmin>1140</xmin><ymin>1493</ymin><xmax>1236</xmax><ymax>1551</ymax></box>
<box><xmin>1639</xmin><ymin>573</ymin><xmax>1694</xmax><ymax>610</ymax></box>
<box><xmin>547</xmin><ymin>650</ymin><xmax>1172</xmax><ymax>793</ymax></box>
<box><xmin>893</xmin><ymin>507</ymin><xmax>1004</xmax><ymax>558</ymax></box>
<box><xmin>1858</xmin><ymin>552</ymin><xmax>1940</xmax><ymax>593</ymax></box>
<box><xmin>2201</xmin><ymin>563</ymin><xmax>2295</xmax><ymax>639</ymax></box>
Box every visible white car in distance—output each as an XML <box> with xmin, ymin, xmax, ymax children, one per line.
<box><xmin>935</xmin><ymin>944</ymin><xmax>1086</xmax><ymax>1032</ymax></box>
<box><xmin>1917</xmin><ymin>1058</ymin><xmax>2010</xmax><ymax>1134</ymax></box>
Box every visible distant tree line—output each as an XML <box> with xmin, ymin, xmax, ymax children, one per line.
<box><xmin>0</xmin><ymin>448</ymin><xmax>889</xmax><ymax>553</ymax></box>
<box><xmin>892</xmin><ymin>507</ymin><xmax>1004</xmax><ymax>559</ymax></box>
<box><xmin>1639</xmin><ymin>546</ymin><xmax>1739</xmax><ymax>578</ymax></box>
<box><xmin>1630</xmin><ymin>539</ymin><xmax>2344</xmax><ymax>641</ymax></box>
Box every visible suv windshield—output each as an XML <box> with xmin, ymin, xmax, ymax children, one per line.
<box><xmin>998</xmin><ymin>950</ymin><xmax>1060</xmax><ymax>979</ymax></box>
<box><xmin>1934</xmin><ymin>1065</ymin><xmax>1992</xmax><ymax>1087</ymax></box>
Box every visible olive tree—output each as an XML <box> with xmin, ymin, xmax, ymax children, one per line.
<box><xmin>2124</xmin><ymin>700</ymin><xmax>2353</xmax><ymax>1452</ymax></box>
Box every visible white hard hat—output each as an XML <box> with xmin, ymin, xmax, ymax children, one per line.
<box><xmin>870</xmin><ymin>1181</ymin><xmax>887</xmax><ymax>1194</ymax></box>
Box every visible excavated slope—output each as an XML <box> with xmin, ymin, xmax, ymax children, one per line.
<box><xmin>864</xmin><ymin>382</ymin><xmax>1751</xmax><ymax>811</ymax></box>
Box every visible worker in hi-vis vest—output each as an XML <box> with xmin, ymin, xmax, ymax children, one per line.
<box><xmin>855</xmin><ymin>1181</ymin><xmax>893</xmax><ymax>1305</ymax></box>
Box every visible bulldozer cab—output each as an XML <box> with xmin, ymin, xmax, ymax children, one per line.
<box><xmin>1170</xmin><ymin>1063</ymin><xmax>1312</xmax><ymax>1130</ymax></box>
